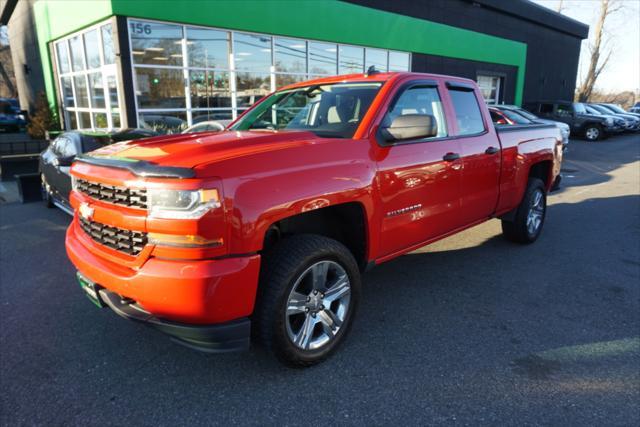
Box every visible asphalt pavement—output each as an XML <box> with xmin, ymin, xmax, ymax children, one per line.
<box><xmin>1</xmin><ymin>134</ymin><xmax>639</xmax><ymax>426</ymax></box>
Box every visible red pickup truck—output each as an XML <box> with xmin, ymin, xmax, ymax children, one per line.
<box><xmin>66</xmin><ymin>72</ymin><xmax>562</xmax><ymax>366</ymax></box>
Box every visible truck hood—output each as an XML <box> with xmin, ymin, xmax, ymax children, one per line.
<box><xmin>85</xmin><ymin>130</ymin><xmax>323</xmax><ymax>171</ymax></box>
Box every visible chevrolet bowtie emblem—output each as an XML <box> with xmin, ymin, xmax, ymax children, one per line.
<box><xmin>79</xmin><ymin>202</ymin><xmax>94</xmax><ymax>221</ymax></box>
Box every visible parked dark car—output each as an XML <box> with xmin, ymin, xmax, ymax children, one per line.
<box><xmin>630</xmin><ymin>102</ymin><xmax>640</xmax><ymax>114</ymax></box>
<box><xmin>593</xmin><ymin>104</ymin><xmax>640</xmax><ymax>130</ymax></box>
<box><xmin>583</xmin><ymin>104</ymin><xmax>626</xmax><ymax>133</ymax></box>
<box><xmin>40</xmin><ymin>129</ymin><xmax>158</xmax><ymax>213</ymax></box>
<box><xmin>0</xmin><ymin>98</ymin><xmax>27</xmax><ymax>132</ymax></box>
<box><xmin>524</xmin><ymin>101</ymin><xmax>615</xmax><ymax>141</ymax></box>
<box><xmin>490</xmin><ymin>104</ymin><xmax>570</xmax><ymax>148</ymax></box>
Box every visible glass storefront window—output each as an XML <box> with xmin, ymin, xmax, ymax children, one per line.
<box><xmin>126</xmin><ymin>18</ymin><xmax>410</xmax><ymax>132</ymax></box>
<box><xmin>187</xmin><ymin>27</ymin><xmax>229</xmax><ymax>69</ymax></box>
<box><xmin>138</xmin><ymin>112</ymin><xmax>187</xmax><ymax>134</ymax></box>
<box><xmin>233</xmin><ymin>33</ymin><xmax>272</xmax><ymax>72</ymax></box>
<box><xmin>366</xmin><ymin>48</ymin><xmax>387</xmax><ymax>72</ymax></box>
<box><xmin>69</xmin><ymin>35</ymin><xmax>85</xmax><ymax>71</ymax></box>
<box><xmin>309</xmin><ymin>42</ymin><xmax>337</xmax><ymax>75</ymax></box>
<box><xmin>135</xmin><ymin>68</ymin><xmax>186</xmax><ymax>109</ymax></box>
<box><xmin>54</xmin><ymin>20</ymin><xmax>121</xmax><ymax>130</ymax></box>
<box><xmin>56</xmin><ymin>41</ymin><xmax>71</xmax><ymax>74</ymax></box>
<box><xmin>101</xmin><ymin>24</ymin><xmax>115</xmax><ymax>64</ymax></box>
<box><xmin>236</xmin><ymin>72</ymin><xmax>271</xmax><ymax>108</ymax></box>
<box><xmin>84</xmin><ymin>29</ymin><xmax>101</xmax><ymax>69</ymax></box>
<box><xmin>74</xmin><ymin>76</ymin><xmax>89</xmax><ymax>108</ymax></box>
<box><xmin>274</xmin><ymin>37</ymin><xmax>306</xmax><ymax>73</ymax></box>
<box><xmin>130</xmin><ymin>20</ymin><xmax>183</xmax><ymax>66</ymax></box>
<box><xmin>339</xmin><ymin>45</ymin><xmax>364</xmax><ymax>74</ymax></box>
<box><xmin>88</xmin><ymin>73</ymin><xmax>105</xmax><ymax>109</ymax></box>
<box><xmin>61</xmin><ymin>77</ymin><xmax>74</xmax><ymax>108</ymax></box>
<box><xmin>275</xmin><ymin>73</ymin><xmax>307</xmax><ymax>89</ymax></box>
<box><xmin>189</xmin><ymin>70</ymin><xmax>231</xmax><ymax>109</ymax></box>
<box><xmin>389</xmin><ymin>51</ymin><xmax>410</xmax><ymax>72</ymax></box>
<box><xmin>192</xmin><ymin>110</ymin><xmax>233</xmax><ymax>123</ymax></box>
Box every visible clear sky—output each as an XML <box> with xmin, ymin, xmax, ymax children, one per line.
<box><xmin>531</xmin><ymin>0</ymin><xmax>640</xmax><ymax>94</ymax></box>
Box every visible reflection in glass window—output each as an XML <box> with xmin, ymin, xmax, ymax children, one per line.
<box><xmin>107</xmin><ymin>75</ymin><xmax>119</xmax><ymax>110</ymax></box>
<box><xmin>236</xmin><ymin>72</ymin><xmax>271</xmax><ymax>108</ymax></box>
<box><xmin>61</xmin><ymin>77</ymin><xmax>74</xmax><ymax>107</ymax></box>
<box><xmin>79</xmin><ymin>111</ymin><xmax>91</xmax><ymax>128</ymax></box>
<box><xmin>309</xmin><ymin>42</ymin><xmax>337</xmax><ymax>75</ymax></box>
<box><xmin>84</xmin><ymin>29</ymin><xmax>101</xmax><ymax>69</ymax></box>
<box><xmin>339</xmin><ymin>45</ymin><xmax>363</xmax><ymax>74</ymax></box>
<box><xmin>389</xmin><ymin>51</ymin><xmax>410</xmax><ymax>71</ymax></box>
<box><xmin>88</xmin><ymin>73</ymin><xmax>105</xmax><ymax>108</ymax></box>
<box><xmin>67</xmin><ymin>112</ymin><xmax>78</xmax><ymax>129</ymax></box>
<box><xmin>74</xmin><ymin>76</ymin><xmax>89</xmax><ymax>108</ymax></box>
<box><xmin>112</xmin><ymin>112</ymin><xmax>121</xmax><ymax>128</ymax></box>
<box><xmin>233</xmin><ymin>33</ymin><xmax>271</xmax><ymax>72</ymax></box>
<box><xmin>449</xmin><ymin>89</ymin><xmax>485</xmax><ymax>135</ymax></box>
<box><xmin>130</xmin><ymin>20</ymin><xmax>183</xmax><ymax>66</ymax></box>
<box><xmin>275</xmin><ymin>73</ymin><xmax>307</xmax><ymax>89</ymax></box>
<box><xmin>366</xmin><ymin>48</ymin><xmax>387</xmax><ymax>72</ymax></box>
<box><xmin>56</xmin><ymin>41</ymin><xmax>71</xmax><ymax>74</ymax></box>
<box><xmin>69</xmin><ymin>35</ymin><xmax>85</xmax><ymax>71</ymax></box>
<box><xmin>135</xmin><ymin>67</ymin><xmax>186</xmax><ymax>109</ymax></box>
<box><xmin>187</xmin><ymin>27</ymin><xmax>229</xmax><ymax>69</ymax></box>
<box><xmin>192</xmin><ymin>110</ymin><xmax>233</xmax><ymax>124</ymax></box>
<box><xmin>101</xmin><ymin>24</ymin><xmax>115</xmax><ymax>64</ymax></box>
<box><xmin>190</xmin><ymin>71</ymin><xmax>231</xmax><ymax>109</ymax></box>
<box><xmin>139</xmin><ymin>112</ymin><xmax>187</xmax><ymax>134</ymax></box>
<box><xmin>274</xmin><ymin>38</ymin><xmax>306</xmax><ymax>73</ymax></box>
<box><xmin>93</xmin><ymin>113</ymin><xmax>108</xmax><ymax>129</ymax></box>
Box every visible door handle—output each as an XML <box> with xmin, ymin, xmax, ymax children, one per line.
<box><xmin>442</xmin><ymin>152</ymin><xmax>460</xmax><ymax>162</ymax></box>
<box><xmin>485</xmin><ymin>146</ymin><xmax>499</xmax><ymax>155</ymax></box>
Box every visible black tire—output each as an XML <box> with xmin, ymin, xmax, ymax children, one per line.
<box><xmin>41</xmin><ymin>174</ymin><xmax>54</xmax><ymax>208</ymax></box>
<box><xmin>583</xmin><ymin>124</ymin><xmax>603</xmax><ymax>141</ymax></box>
<box><xmin>501</xmin><ymin>178</ymin><xmax>547</xmax><ymax>244</ymax></box>
<box><xmin>253</xmin><ymin>234</ymin><xmax>361</xmax><ymax>367</ymax></box>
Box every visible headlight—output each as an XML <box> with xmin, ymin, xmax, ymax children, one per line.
<box><xmin>147</xmin><ymin>188</ymin><xmax>221</xmax><ymax>219</ymax></box>
<box><xmin>71</xmin><ymin>175</ymin><xmax>78</xmax><ymax>190</ymax></box>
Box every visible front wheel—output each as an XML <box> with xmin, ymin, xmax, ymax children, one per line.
<box><xmin>584</xmin><ymin>124</ymin><xmax>602</xmax><ymax>141</ymax></box>
<box><xmin>501</xmin><ymin>178</ymin><xmax>547</xmax><ymax>244</ymax></box>
<box><xmin>253</xmin><ymin>234</ymin><xmax>361</xmax><ymax>367</ymax></box>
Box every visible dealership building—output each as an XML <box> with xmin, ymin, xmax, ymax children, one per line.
<box><xmin>1</xmin><ymin>0</ymin><xmax>588</xmax><ymax>133</ymax></box>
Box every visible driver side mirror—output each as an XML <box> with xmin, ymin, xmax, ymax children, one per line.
<box><xmin>380</xmin><ymin>114</ymin><xmax>438</xmax><ymax>142</ymax></box>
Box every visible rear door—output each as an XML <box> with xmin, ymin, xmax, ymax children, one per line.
<box><xmin>445</xmin><ymin>82</ymin><xmax>501</xmax><ymax>224</ymax></box>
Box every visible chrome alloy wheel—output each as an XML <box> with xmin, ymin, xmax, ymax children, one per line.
<box><xmin>585</xmin><ymin>127</ymin><xmax>600</xmax><ymax>141</ymax></box>
<box><xmin>526</xmin><ymin>189</ymin><xmax>545</xmax><ymax>236</ymax></box>
<box><xmin>285</xmin><ymin>260</ymin><xmax>351</xmax><ymax>351</ymax></box>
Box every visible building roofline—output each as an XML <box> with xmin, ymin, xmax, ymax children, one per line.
<box><xmin>467</xmin><ymin>0</ymin><xmax>589</xmax><ymax>39</ymax></box>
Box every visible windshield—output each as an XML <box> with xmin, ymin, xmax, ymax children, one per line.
<box><xmin>230</xmin><ymin>82</ymin><xmax>383</xmax><ymax>138</ymax></box>
<box><xmin>501</xmin><ymin>109</ymin><xmax>532</xmax><ymax>124</ymax></box>
<box><xmin>603</xmin><ymin>104</ymin><xmax>626</xmax><ymax>114</ymax></box>
<box><xmin>585</xmin><ymin>105</ymin><xmax>602</xmax><ymax>115</ymax></box>
<box><xmin>514</xmin><ymin>108</ymin><xmax>538</xmax><ymax>121</ymax></box>
<box><xmin>591</xmin><ymin>104</ymin><xmax>612</xmax><ymax>114</ymax></box>
<box><xmin>573</xmin><ymin>103</ymin><xmax>587</xmax><ymax>114</ymax></box>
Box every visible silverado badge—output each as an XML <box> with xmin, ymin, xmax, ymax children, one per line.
<box><xmin>79</xmin><ymin>202</ymin><xmax>94</xmax><ymax>221</ymax></box>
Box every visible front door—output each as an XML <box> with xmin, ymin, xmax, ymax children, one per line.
<box><xmin>376</xmin><ymin>83</ymin><xmax>463</xmax><ymax>257</ymax></box>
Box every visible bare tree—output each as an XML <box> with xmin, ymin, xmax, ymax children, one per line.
<box><xmin>556</xmin><ymin>0</ymin><xmax>565</xmax><ymax>14</ymax></box>
<box><xmin>575</xmin><ymin>0</ymin><xmax>624</xmax><ymax>102</ymax></box>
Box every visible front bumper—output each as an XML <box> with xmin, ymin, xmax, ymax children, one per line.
<box><xmin>99</xmin><ymin>288</ymin><xmax>251</xmax><ymax>352</ymax></box>
<box><xmin>66</xmin><ymin>217</ymin><xmax>261</xmax><ymax>348</ymax></box>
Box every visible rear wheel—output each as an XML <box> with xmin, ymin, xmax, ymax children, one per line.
<box><xmin>253</xmin><ymin>234</ymin><xmax>361</xmax><ymax>367</ymax></box>
<box><xmin>584</xmin><ymin>124</ymin><xmax>602</xmax><ymax>141</ymax></box>
<box><xmin>501</xmin><ymin>178</ymin><xmax>547</xmax><ymax>244</ymax></box>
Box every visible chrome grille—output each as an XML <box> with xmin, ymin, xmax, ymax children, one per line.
<box><xmin>79</xmin><ymin>217</ymin><xmax>147</xmax><ymax>256</ymax></box>
<box><xmin>76</xmin><ymin>178</ymin><xmax>147</xmax><ymax>209</ymax></box>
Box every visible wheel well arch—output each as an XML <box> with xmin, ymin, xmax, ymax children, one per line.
<box><xmin>261</xmin><ymin>202</ymin><xmax>369</xmax><ymax>271</ymax></box>
<box><xmin>528</xmin><ymin>160</ymin><xmax>553</xmax><ymax>188</ymax></box>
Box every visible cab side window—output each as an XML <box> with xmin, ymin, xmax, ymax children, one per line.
<box><xmin>556</xmin><ymin>104</ymin><xmax>573</xmax><ymax>117</ymax></box>
<box><xmin>384</xmin><ymin>86</ymin><xmax>448</xmax><ymax>139</ymax></box>
<box><xmin>448</xmin><ymin>88</ymin><xmax>485</xmax><ymax>136</ymax></box>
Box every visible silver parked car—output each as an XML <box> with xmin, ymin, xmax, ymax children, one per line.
<box><xmin>491</xmin><ymin>104</ymin><xmax>570</xmax><ymax>149</ymax></box>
